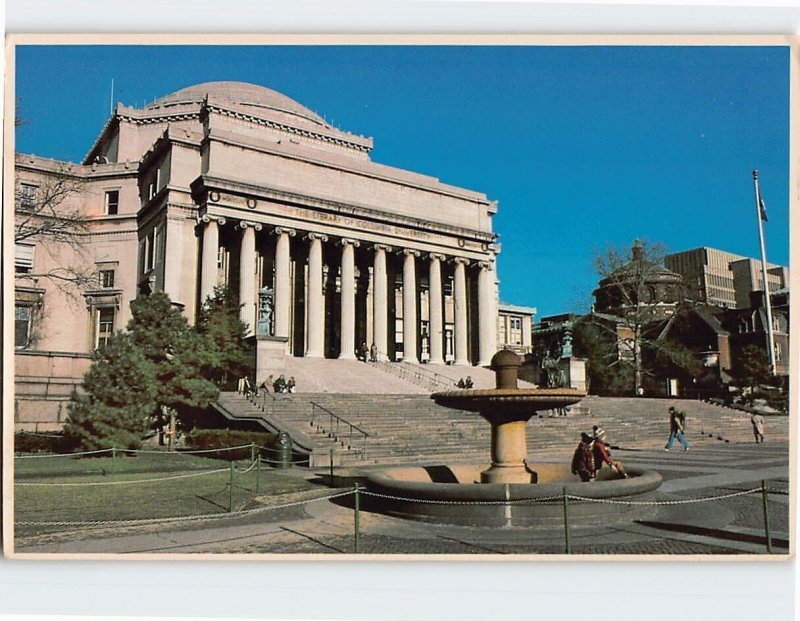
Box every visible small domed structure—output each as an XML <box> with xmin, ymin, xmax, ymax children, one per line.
<box><xmin>593</xmin><ymin>241</ymin><xmax>683</xmax><ymax>320</ymax></box>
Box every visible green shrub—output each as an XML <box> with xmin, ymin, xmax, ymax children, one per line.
<box><xmin>14</xmin><ymin>432</ymin><xmax>64</xmax><ymax>454</ymax></box>
<box><xmin>184</xmin><ymin>429</ymin><xmax>278</xmax><ymax>461</ymax></box>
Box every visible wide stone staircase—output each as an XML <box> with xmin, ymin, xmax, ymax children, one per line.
<box><xmin>213</xmin><ymin>391</ymin><xmax>789</xmax><ymax>468</ymax></box>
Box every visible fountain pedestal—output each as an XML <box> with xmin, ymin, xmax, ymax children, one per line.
<box><xmin>483</xmin><ymin>419</ymin><xmax>531</xmax><ymax>483</ymax></box>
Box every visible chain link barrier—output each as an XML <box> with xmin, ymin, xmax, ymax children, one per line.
<box><xmin>16</xmin><ymin>468</ymin><xmax>231</xmax><ymax>487</ymax></box>
<box><xmin>361</xmin><ymin>487</ymin><xmax>763</xmax><ymax>506</ymax></box>
<box><xmin>15</xmin><ymin>444</ymin><xmax>258</xmax><ymax>459</ymax></box>
<box><xmin>15</xmin><ymin>489</ymin><xmax>355</xmax><ymax>528</ymax></box>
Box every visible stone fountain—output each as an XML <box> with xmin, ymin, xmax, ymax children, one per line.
<box><xmin>364</xmin><ymin>350</ymin><xmax>662</xmax><ymax>526</ymax></box>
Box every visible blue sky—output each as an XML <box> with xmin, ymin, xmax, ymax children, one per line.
<box><xmin>14</xmin><ymin>44</ymin><xmax>790</xmax><ymax>318</ymax></box>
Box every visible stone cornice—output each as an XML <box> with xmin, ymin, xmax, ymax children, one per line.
<box><xmin>16</xmin><ymin>154</ymin><xmax>139</xmax><ymax>180</ymax></box>
<box><xmin>204</xmin><ymin>129</ymin><xmax>488</xmax><ymax>205</ymax></box>
<box><xmin>205</xmin><ymin>102</ymin><xmax>373</xmax><ymax>154</ymax></box>
<box><xmin>192</xmin><ymin>175</ymin><xmax>495</xmax><ymax>243</ymax></box>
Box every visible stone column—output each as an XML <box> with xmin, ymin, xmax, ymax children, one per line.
<box><xmin>372</xmin><ymin>243</ymin><xmax>392</xmax><ymax>362</ymax></box>
<box><xmin>305</xmin><ymin>232</ymin><xmax>327</xmax><ymax>358</ymax></box>
<box><xmin>339</xmin><ymin>238</ymin><xmax>360</xmax><ymax>359</ymax></box>
<box><xmin>453</xmin><ymin>257</ymin><xmax>470</xmax><ymax>365</ymax></box>
<box><xmin>402</xmin><ymin>249</ymin><xmax>421</xmax><ymax>363</ymax></box>
<box><xmin>199</xmin><ymin>215</ymin><xmax>225</xmax><ymax>303</ymax></box>
<box><xmin>272</xmin><ymin>226</ymin><xmax>295</xmax><ymax>340</ymax></box>
<box><xmin>238</xmin><ymin>221</ymin><xmax>262</xmax><ymax>336</ymax></box>
<box><xmin>478</xmin><ymin>260</ymin><xmax>497</xmax><ymax>366</ymax></box>
<box><xmin>428</xmin><ymin>253</ymin><xmax>445</xmax><ymax>364</ymax></box>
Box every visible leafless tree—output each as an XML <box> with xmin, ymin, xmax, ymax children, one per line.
<box><xmin>588</xmin><ymin>240</ymin><xmax>688</xmax><ymax>395</ymax></box>
<box><xmin>14</xmin><ymin>163</ymin><xmax>95</xmax><ymax>296</ymax></box>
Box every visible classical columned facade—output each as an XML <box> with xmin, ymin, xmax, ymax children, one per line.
<box><xmin>194</xmin><ymin>210</ymin><xmax>498</xmax><ymax>366</ymax></box>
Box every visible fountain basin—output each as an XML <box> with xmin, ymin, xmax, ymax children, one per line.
<box><xmin>365</xmin><ymin>463</ymin><xmax>663</xmax><ymax>527</ymax></box>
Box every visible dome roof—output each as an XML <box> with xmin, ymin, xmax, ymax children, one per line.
<box><xmin>145</xmin><ymin>81</ymin><xmax>325</xmax><ymax>125</ymax></box>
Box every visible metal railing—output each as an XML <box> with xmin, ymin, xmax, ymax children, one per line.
<box><xmin>369</xmin><ymin>361</ymin><xmax>453</xmax><ymax>391</ymax></box>
<box><xmin>309</xmin><ymin>401</ymin><xmax>369</xmax><ymax>459</ymax></box>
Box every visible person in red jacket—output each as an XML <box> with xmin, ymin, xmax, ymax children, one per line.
<box><xmin>592</xmin><ymin>426</ymin><xmax>628</xmax><ymax>479</ymax></box>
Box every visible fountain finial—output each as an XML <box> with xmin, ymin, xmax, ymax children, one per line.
<box><xmin>490</xmin><ymin>349</ymin><xmax>521</xmax><ymax>389</ymax></box>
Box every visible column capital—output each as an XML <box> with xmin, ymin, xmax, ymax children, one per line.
<box><xmin>429</xmin><ymin>253</ymin><xmax>447</xmax><ymax>262</ymax></box>
<box><xmin>401</xmin><ymin>249</ymin><xmax>421</xmax><ymax>258</ymax></box>
<box><xmin>306</xmin><ymin>232</ymin><xmax>329</xmax><ymax>242</ymax></box>
<box><xmin>373</xmin><ymin>243</ymin><xmax>393</xmax><ymax>253</ymax></box>
<box><xmin>272</xmin><ymin>226</ymin><xmax>296</xmax><ymax>237</ymax></box>
<box><xmin>477</xmin><ymin>260</ymin><xmax>493</xmax><ymax>271</ymax></box>
<box><xmin>238</xmin><ymin>220</ymin><xmax>263</xmax><ymax>232</ymax></box>
<box><xmin>452</xmin><ymin>256</ymin><xmax>470</xmax><ymax>266</ymax></box>
<box><xmin>339</xmin><ymin>238</ymin><xmax>361</xmax><ymax>248</ymax></box>
<box><xmin>198</xmin><ymin>214</ymin><xmax>226</xmax><ymax>226</ymax></box>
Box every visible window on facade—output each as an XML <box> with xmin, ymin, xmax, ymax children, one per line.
<box><xmin>774</xmin><ymin>342</ymin><xmax>782</xmax><ymax>362</ymax></box>
<box><xmin>511</xmin><ymin>317</ymin><xmax>521</xmax><ymax>330</ymax></box>
<box><xmin>99</xmin><ymin>269</ymin><xmax>115</xmax><ymax>288</ymax></box>
<box><xmin>443</xmin><ymin>277</ymin><xmax>454</xmax><ymax>297</ymax></box>
<box><xmin>96</xmin><ymin>307</ymin><xmax>115</xmax><ymax>349</ymax></box>
<box><xmin>18</xmin><ymin>183</ymin><xmax>37</xmax><ymax>209</ymax></box>
<box><xmin>15</xmin><ymin>305</ymin><xmax>33</xmax><ymax>348</ymax></box>
<box><xmin>15</xmin><ymin>243</ymin><xmax>35</xmax><ymax>274</ymax></box>
<box><xmin>105</xmin><ymin>190</ymin><xmax>119</xmax><ymax>215</ymax></box>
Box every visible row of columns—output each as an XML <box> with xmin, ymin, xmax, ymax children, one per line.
<box><xmin>199</xmin><ymin>215</ymin><xmax>498</xmax><ymax>366</ymax></box>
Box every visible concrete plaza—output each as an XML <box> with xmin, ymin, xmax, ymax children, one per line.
<box><xmin>14</xmin><ymin>438</ymin><xmax>789</xmax><ymax>557</ymax></box>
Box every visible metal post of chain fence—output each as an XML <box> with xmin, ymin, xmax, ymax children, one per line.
<box><xmin>110</xmin><ymin>447</ymin><xmax>116</xmax><ymax>475</ymax></box>
<box><xmin>229</xmin><ymin>462</ymin><xmax>236</xmax><ymax>513</ymax></box>
<box><xmin>354</xmin><ymin>483</ymin><xmax>361</xmax><ymax>553</ymax></box>
<box><xmin>255</xmin><ymin>455</ymin><xmax>261</xmax><ymax>496</ymax></box>
<box><xmin>761</xmin><ymin>479</ymin><xmax>772</xmax><ymax>553</ymax></box>
<box><xmin>329</xmin><ymin>448</ymin><xmax>335</xmax><ymax>485</ymax></box>
<box><xmin>562</xmin><ymin>487</ymin><xmax>572</xmax><ymax>554</ymax></box>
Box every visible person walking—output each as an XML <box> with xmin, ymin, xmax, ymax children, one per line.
<box><xmin>750</xmin><ymin>412</ymin><xmax>765</xmax><ymax>443</ymax></box>
<box><xmin>592</xmin><ymin>426</ymin><xmax>628</xmax><ymax>478</ymax></box>
<box><xmin>571</xmin><ymin>432</ymin><xmax>596</xmax><ymax>482</ymax></box>
<box><xmin>665</xmin><ymin>406</ymin><xmax>689</xmax><ymax>451</ymax></box>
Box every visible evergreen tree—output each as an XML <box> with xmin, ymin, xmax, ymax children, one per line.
<box><xmin>731</xmin><ymin>344</ymin><xmax>772</xmax><ymax>405</ymax></box>
<box><xmin>64</xmin><ymin>291</ymin><xmax>219</xmax><ymax>450</ymax></box>
<box><xmin>63</xmin><ymin>333</ymin><xmax>157</xmax><ymax>450</ymax></box>
<box><xmin>196</xmin><ymin>285</ymin><xmax>251</xmax><ymax>388</ymax></box>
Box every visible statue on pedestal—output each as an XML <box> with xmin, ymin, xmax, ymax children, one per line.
<box><xmin>561</xmin><ymin>321</ymin><xmax>574</xmax><ymax>359</ymax></box>
<box><xmin>257</xmin><ymin>286</ymin><xmax>274</xmax><ymax>336</ymax></box>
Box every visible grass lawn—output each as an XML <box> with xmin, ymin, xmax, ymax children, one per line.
<box><xmin>14</xmin><ymin>452</ymin><xmax>318</xmax><ymax>534</ymax></box>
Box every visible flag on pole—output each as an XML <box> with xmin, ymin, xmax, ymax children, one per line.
<box><xmin>759</xmin><ymin>197</ymin><xmax>768</xmax><ymax>222</ymax></box>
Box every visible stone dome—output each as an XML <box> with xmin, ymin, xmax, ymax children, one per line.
<box><xmin>145</xmin><ymin>81</ymin><xmax>326</xmax><ymax>125</ymax></box>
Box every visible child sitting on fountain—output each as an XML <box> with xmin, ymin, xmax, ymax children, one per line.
<box><xmin>592</xmin><ymin>426</ymin><xmax>628</xmax><ymax>479</ymax></box>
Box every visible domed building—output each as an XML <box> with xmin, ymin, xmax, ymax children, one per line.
<box><xmin>593</xmin><ymin>240</ymin><xmax>684</xmax><ymax>321</ymax></box>
<box><xmin>14</xmin><ymin>81</ymin><xmax>500</xmax><ymax>430</ymax></box>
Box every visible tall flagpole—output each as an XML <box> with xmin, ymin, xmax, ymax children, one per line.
<box><xmin>752</xmin><ymin>169</ymin><xmax>776</xmax><ymax>375</ymax></box>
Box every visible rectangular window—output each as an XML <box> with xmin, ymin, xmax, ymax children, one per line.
<box><xmin>18</xmin><ymin>183</ymin><xmax>37</xmax><ymax>208</ymax></box>
<box><xmin>96</xmin><ymin>307</ymin><xmax>115</xmax><ymax>349</ymax></box>
<box><xmin>15</xmin><ymin>305</ymin><xmax>32</xmax><ymax>348</ymax></box>
<box><xmin>15</xmin><ymin>243</ymin><xmax>35</xmax><ymax>274</ymax></box>
<box><xmin>99</xmin><ymin>269</ymin><xmax>115</xmax><ymax>288</ymax></box>
<box><xmin>443</xmin><ymin>277</ymin><xmax>454</xmax><ymax>297</ymax></box>
<box><xmin>105</xmin><ymin>190</ymin><xmax>119</xmax><ymax>215</ymax></box>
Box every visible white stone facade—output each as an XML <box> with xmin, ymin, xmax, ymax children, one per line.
<box><xmin>14</xmin><ymin>81</ymin><xmax>500</xmax><ymax>430</ymax></box>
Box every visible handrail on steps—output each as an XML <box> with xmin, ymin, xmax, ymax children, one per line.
<box><xmin>309</xmin><ymin>401</ymin><xmax>369</xmax><ymax>459</ymax></box>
